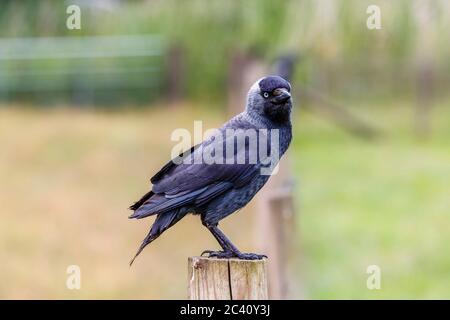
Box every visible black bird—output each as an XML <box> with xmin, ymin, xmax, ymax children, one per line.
<box><xmin>129</xmin><ymin>75</ymin><xmax>293</xmax><ymax>265</ymax></box>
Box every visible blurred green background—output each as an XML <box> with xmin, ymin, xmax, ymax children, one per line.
<box><xmin>0</xmin><ymin>0</ymin><xmax>449</xmax><ymax>299</ymax></box>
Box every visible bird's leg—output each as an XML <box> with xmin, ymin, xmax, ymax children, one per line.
<box><xmin>201</xmin><ymin>224</ymin><xmax>267</xmax><ymax>260</ymax></box>
<box><xmin>208</xmin><ymin>225</ymin><xmax>241</xmax><ymax>253</ymax></box>
<box><xmin>200</xmin><ymin>224</ymin><xmax>231</xmax><ymax>256</ymax></box>
<box><xmin>211</xmin><ymin>225</ymin><xmax>267</xmax><ymax>260</ymax></box>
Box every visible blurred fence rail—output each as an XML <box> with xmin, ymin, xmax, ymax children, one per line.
<box><xmin>0</xmin><ymin>35</ymin><xmax>164</xmax><ymax>105</ymax></box>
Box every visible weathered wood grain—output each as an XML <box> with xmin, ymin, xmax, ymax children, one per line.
<box><xmin>188</xmin><ymin>257</ymin><xmax>268</xmax><ymax>300</ymax></box>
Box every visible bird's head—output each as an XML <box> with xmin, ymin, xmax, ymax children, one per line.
<box><xmin>246</xmin><ymin>76</ymin><xmax>292</xmax><ymax>123</ymax></box>
<box><xmin>246</xmin><ymin>75</ymin><xmax>292</xmax><ymax>124</ymax></box>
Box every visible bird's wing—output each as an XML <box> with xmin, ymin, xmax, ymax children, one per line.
<box><xmin>130</xmin><ymin>133</ymin><xmax>262</xmax><ymax>219</ymax></box>
<box><xmin>152</xmin><ymin>160</ymin><xmax>259</xmax><ymax>195</ymax></box>
<box><xmin>151</xmin><ymin>133</ymin><xmax>262</xmax><ymax>195</ymax></box>
<box><xmin>150</xmin><ymin>144</ymin><xmax>200</xmax><ymax>184</ymax></box>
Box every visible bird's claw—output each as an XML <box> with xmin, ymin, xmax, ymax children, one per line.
<box><xmin>201</xmin><ymin>250</ymin><xmax>235</xmax><ymax>259</ymax></box>
<box><xmin>236</xmin><ymin>253</ymin><xmax>267</xmax><ymax>260</ymax></box>
<box><xmin>200</xmin><ymin>250</ymin><xmax>267</xmax><ymax>260</ymax></box>
<box><xmin>200</xmin><ymin>250</ymin><xmax>215</xmax><ymax>257</ymax></box>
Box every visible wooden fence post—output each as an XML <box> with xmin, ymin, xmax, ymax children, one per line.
<box><xmin>166</xmin><ymin>45</ymin><xmax>186</xmax><ymax>106</ymax></box>
<box><xmin>188</xmin><ymin>257</ymin><xmax>268</xmax><ymax>300</ymax></box>
<box><xmin>227</xmin><ymin>50</ymin><xmax>266</xmax><ymax>116</ymax></box>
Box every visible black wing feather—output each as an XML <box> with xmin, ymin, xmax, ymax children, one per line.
<box><xmin>130</xmin><ymin>130</ymin><xmax>261</xmax><ymax>217</ymax></box>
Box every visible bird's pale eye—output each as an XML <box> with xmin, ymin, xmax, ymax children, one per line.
<box><xmin>263</xmin><ymin>92</ymin><xmax>269</xmax><ymax>98</ymax></box>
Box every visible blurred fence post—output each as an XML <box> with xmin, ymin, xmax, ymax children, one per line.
<box><xmin>256</xmin><ymin>157</ymin><xmax>296</xmax><ymax>299</ymax></box>
<box><xmin>413</xmin><ymin>0</ymin><xmax>434</xmax><ymax>138</ymax></box>
<box><xmin>227</xmin><ymin>50</ymin><xmax>266</xmax><ymax>116</ymax></box>
<box><xmin>166</xmin><ymin>45</ymin><xmax>186</xmax><ymax>106</ymax></box>
<box><xmin>415</xmin><ymin>61</ymin><xmax>433</xmax><ymax>138</ymax></box>
<box><xmin>188</xmin><ymin>257</ymin><xmax>268</xmax><ymax>300</ymax></box>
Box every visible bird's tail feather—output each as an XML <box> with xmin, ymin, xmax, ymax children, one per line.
<box><xmin>129</xmin><ymin>190</ymin><xmax>154</xmax><ymax>211</ymax></box>
<box><xmin>129</xmin><ymin>208</ymin><xmax>186</xmax><ymax>266</ymax></box>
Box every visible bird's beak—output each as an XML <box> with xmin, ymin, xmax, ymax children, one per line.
<box><xmin>272</xmin><ymin>88</ymin><xmax>291</xmax><ymax>104</ymax></box>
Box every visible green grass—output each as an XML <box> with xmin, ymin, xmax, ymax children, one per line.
<box><xmin>294</xmin><ymin>99</ymin><xmax>450</xmax><ymax>299</ymax></box>
<box><xmin>0</xmin><ymin>98</ymin><xmax>449</xmax><ymax>299</ymax></box>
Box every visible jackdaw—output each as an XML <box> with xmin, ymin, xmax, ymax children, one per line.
<box><xmin>129</xmin><ymin>75</ymin><xmax>293</xmax><ymax>264</ymax></box>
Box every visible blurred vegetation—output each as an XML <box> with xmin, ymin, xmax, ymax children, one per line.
<box><xmin>295</xmin><ymin>98</ymin><xmax>450</xmax><ymax>298</ymax></box>
<box><xmin>1</xmin><ymin>0</ymin><xmax>449</xmax><ymax>299</ymax></box>
<box><xmin>1</xmin><ymin>98</ymin><xmax>449</xmax><ymax>298</ymax></box>
<box><xmin>0</xmin><ymin>0</ymin><xmax>449</xmax><ymax>104</ymax></box>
